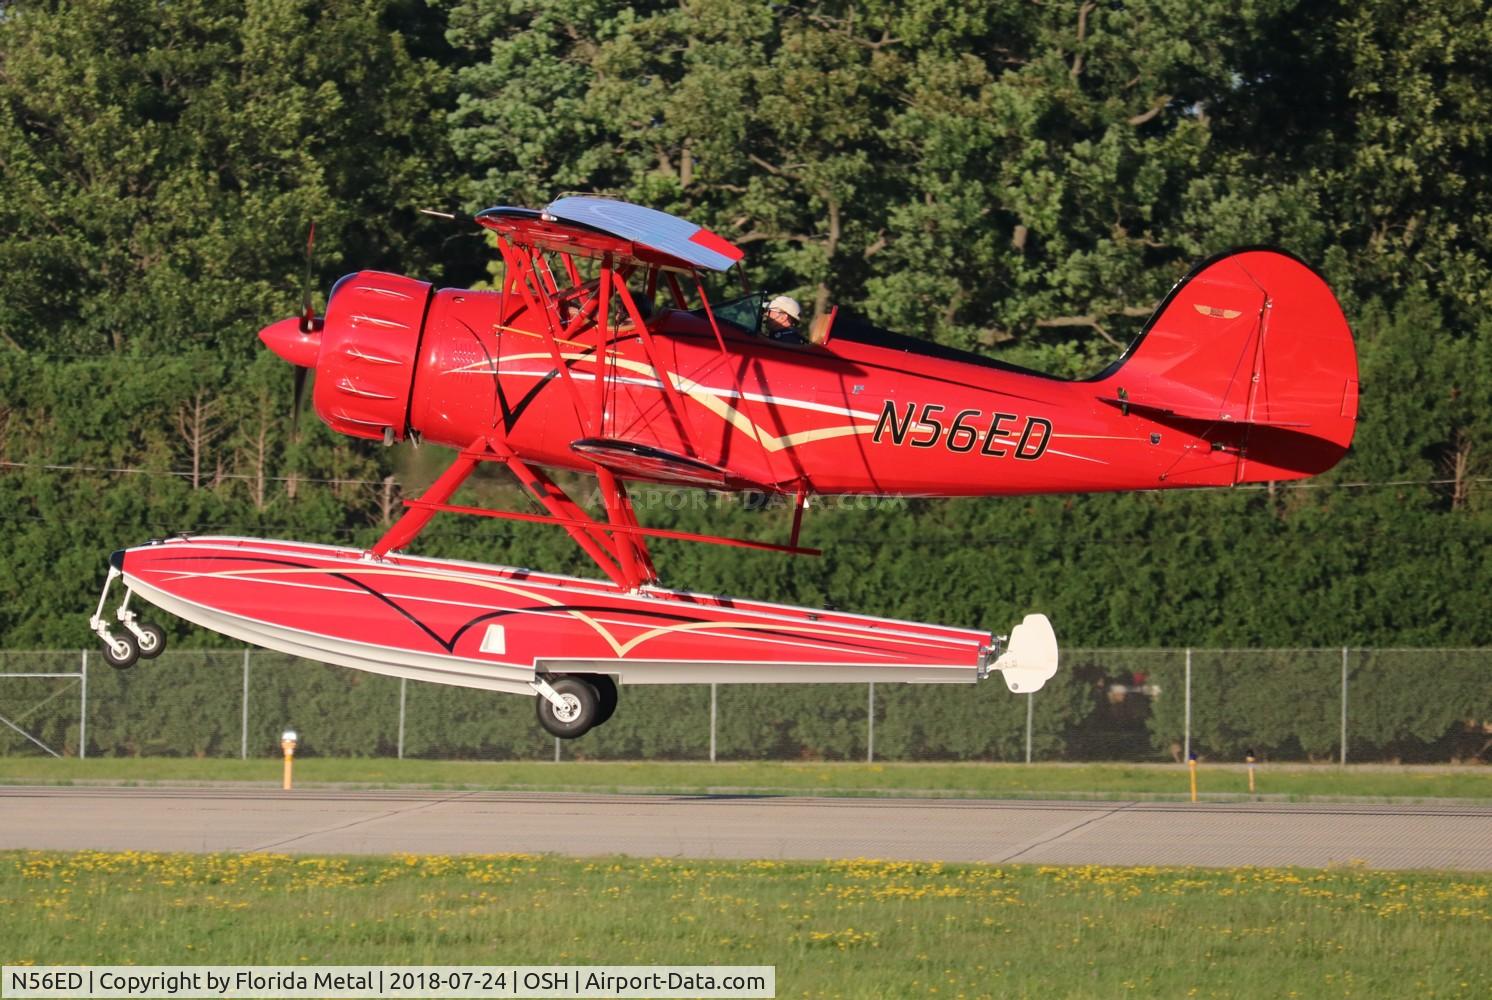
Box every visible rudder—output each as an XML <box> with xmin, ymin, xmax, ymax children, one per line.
<box><xmin>1097</xmin><ymin>248</ymin><xmax>1359</xmax><ymax>484</ymax></box>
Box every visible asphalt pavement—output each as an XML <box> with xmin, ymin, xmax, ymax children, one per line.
<box><xmin>3</xmin><ymin>786</ymin><xmax>1489</xmax><ymax>869</ymax></box>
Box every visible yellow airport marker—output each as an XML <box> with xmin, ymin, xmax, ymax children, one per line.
<box><xmin>281</xmin><ymin>729</ymin><xmax>298</xmax><ymax>790</ymax></box>
<box><xmin>1188</xmin><ymin>751</ymin><xmax>1198</xmax><ymax>802</ymax></box>
<box><xmin>1246</xmin><ymin>748</ymin><xmax>1257</xmax><ymax>795</ymax></box>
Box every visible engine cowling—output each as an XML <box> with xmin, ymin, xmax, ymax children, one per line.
<box><xmin>259</xmin><ymin>271</ymin><xmax>432</xmax><ymax>442</ymax></box>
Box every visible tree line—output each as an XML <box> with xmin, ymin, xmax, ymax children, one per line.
<box><xmin>0</xmin><ymin>0</ymin><xmax>1487</xmax><ymax>670</ymax></box>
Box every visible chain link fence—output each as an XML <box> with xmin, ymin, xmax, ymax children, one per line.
<box><xmin>1</xmin><ymin>648</ymin><xmax>1488</xmax><ymax>763</ymax></box>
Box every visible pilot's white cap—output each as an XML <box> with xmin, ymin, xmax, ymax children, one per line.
<box><xmin>768</xmin><ymin>295</ymin><xmax>801</xmax><ymax>321</ymax></box>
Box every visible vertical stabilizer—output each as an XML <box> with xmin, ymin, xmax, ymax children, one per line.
<box><xmin>1097</xmin><ymin>249</ymin><xmax>1358</xmax><ymax>484</ymax></box>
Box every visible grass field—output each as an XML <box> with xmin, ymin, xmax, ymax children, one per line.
<box><xmin>2</xmin><ymin>757</ymin><xmax>1490</xmax><ymax>802</ymax></box>
<box><xmin>2</xmin><ymin>850</ymin><xmax>1487</xmax><ymax>997</ymax></box>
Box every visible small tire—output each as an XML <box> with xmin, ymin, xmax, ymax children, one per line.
<box><xmin>585</xmin><ymin>674</ymin><xmax>619</xmax><ymax>728</ymax></box>
<box><xmin>134</xmin><ymin>623</ymin><xmax>167</xmax><ymax>659</ymax></box>
<box><xmin>101</xmin><ymin>634</ymin><xmax>139</xmax><ymax>670</ymax></box>
<box><xmin>535</xmin><ymin>675</ymin><xmax>598</xmax><ymax>739</ymax></box>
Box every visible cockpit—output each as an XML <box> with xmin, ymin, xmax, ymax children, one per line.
<box><xmin>691</xmin><ymin>292</ymin><xmax>834</xmax><ymax>346</ymax></box>
<box><xmin>694</xmin><ymin>292</ymin><xmax>768</xmax><ymax>336</ymax></box>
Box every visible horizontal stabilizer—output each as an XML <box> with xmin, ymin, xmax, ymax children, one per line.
<box><xmin>992</xmin><ymin>614</ymin><xmax>1059</xmax><ymax>693</ymax></box>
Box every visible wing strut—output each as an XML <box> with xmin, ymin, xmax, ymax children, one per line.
<box><xmin>368</xmin><ymin>441</ymin><xmax>817</xmax><ymax>591</ymax></box>
<box><xmin>369</xmin><ymin>439</ymin><xmax>635</xmax><ymax>587</ymax></box>
<box><xmin>596</xmin><ymin>253</ymin><xmax>694</xmax><ymax>442</ymax></box>
<box><xmin>367</xmin><ymin>207</ymin><xmax>813</xmax><ymax>589</ymax></box>
<box><xmin>495</xmin><ymin>239</ymin><xmax>596</xmax><ymax>434</ymax></box>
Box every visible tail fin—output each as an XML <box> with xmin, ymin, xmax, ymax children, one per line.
<box><xmin>1096</xmin><ymin>248</ymin><xmax>1359</xmax><ymax>485</ymax></box>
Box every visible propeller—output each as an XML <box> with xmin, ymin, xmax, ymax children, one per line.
<box><xmin>292</xmin><ymin>222</ymin><xmax>317</xmax><ymax>435</ymax></box>
<box><xmin>298</xmin><ymin>221</ymin><xmax>318</xmax><ymax>333</ymax></box>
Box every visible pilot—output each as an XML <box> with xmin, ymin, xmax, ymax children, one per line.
<box><xmin>763</xmin><ymin>295</ymin><xmax>804</xmax><ymax>342</ymax></box>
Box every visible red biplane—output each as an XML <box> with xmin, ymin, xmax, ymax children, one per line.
<box><xmin>90</xmin><ymin>197</ymin><xmax>1357</xmax><ymax>737</ymax></box>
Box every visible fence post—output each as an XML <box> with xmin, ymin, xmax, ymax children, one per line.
<box><xmin>398</xmin><ymin>678</ymin><xmax>407</xmax><ymax>760</ymax></box>
<box><xmin>867</xmin><ymin>682</ymin><xmax>875</xmax><ymax>763</ymax></box>
<box><xmin>709</xmin><ymin>683</ymin><xmax>717</xmax><ymax>763</ymax></box>
<box><xmin>240</xmin><ymin>649</ymin><xmax>250</xmax><ymax>760</ymax></box>
<box><xmin>79</xmin><ymin>650</ymin><xmax>88</xmax><ymax>760</ymax></box>
<box><xmin>554</xmin><ymin>736</ymin><xmax>561</xmax><ymax>763</ymax></box>
<box><xmin>1340</xmin><ymin>646</ymin><xmax>1349</xmax><ymax>767</ymax></box>
<box><xmin>1183</xmin><ymin>648</ymin><xmax>1192</xmax><ymax>763</ymax></box>
<box><xmin>1024</xmin><ymin>692</ymin><xmax>1034</xmax><ymax>764</ymax></box>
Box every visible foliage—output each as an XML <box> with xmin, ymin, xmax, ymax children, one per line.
<box><xmin>0</xmin><ymin>0</ymin><xmax>455</xmax><ymax>356</ymax></box>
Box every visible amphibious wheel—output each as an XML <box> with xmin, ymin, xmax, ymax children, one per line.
<box><xmin>535</xmin><ymin>675</ymin><xmax>599</xmax><ymax>739</ymax></box>
<box><xmin>101</xmin><ymin>633</ymin><xmax>140</xmax><ymax>670</ymax></box>
<box><xmin>134</xmin><ymin>623</ymin><xmax>167</xmax><ymax>659</ymax></box>
<box><xmin>585</xmin><ymin>674</ymin><xmax>619</xmax><ymax>727</ymax></box>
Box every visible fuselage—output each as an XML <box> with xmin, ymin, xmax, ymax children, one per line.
<box><xmin>413</xmin><ymin>293</ymin><xmax>1132</xmax><ymax>495</ymax></box>
<box><xmin>263</xmin><ymin>249</ymin><xmax>1356</xmax><ymax>500</ymax></box>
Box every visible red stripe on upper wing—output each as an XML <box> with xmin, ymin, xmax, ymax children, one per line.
<box><xmin>689</xmin><ymin>228</ymin><xmax>744</xmax><ymax>262</ymax></box>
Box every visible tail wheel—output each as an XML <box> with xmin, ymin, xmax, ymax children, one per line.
<box><xmin>585</xmin><ymin>674</ymin><xmax>619</xmax><ymax>727</ymax></box>
<box><xmin>535</xmin><ymin>675</ymin><xmax>599</xmax><ymax>739</ymax></box>
<box><xmin>101</xmin><ymin>633</ymin><xmax>139</xmax><ymax>670</ymax></box>
<box><xmin>134</xmin><ymin>623</ymin><xmax>167</xmax><ymax>659</ymax></box>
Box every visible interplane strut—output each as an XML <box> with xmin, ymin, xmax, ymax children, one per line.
<box><xmin>369</xmin><ymin>241</ymin><xmax>814</xmax><ymax>590</ymax></box>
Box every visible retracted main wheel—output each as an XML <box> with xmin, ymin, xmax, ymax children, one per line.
<box><xmin>101</xmin><ymin>633</ymin><xmax>140</xmax><ymax>670</ymax></box>
<box><xmin>134</xmin><ymin>623</ymin><xmax>167</xmax><ymax>659</ymax></box>
<box><xmin>535</xmin><ymin>675</ymin><xmax>599</xmax><ymax>739</ymax></box>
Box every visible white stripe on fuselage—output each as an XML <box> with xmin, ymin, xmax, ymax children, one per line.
<box><xmin>453</xmin><ymin>354</ymin><xmax>1105</xmax><ymax>464</ymax></box>
<box><xmin>452</xmin><ymin>354</ymin><xmax>884</xmax><ymax>422</ymax></box>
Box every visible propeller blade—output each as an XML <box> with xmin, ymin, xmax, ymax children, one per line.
<box><xmin>419</xmin><ymin>207</ymin><xmax>475</xmax><ymax>226</ymax></box>
<box><xmin>291</xmin><ymin>365</ymin><xmax>309</xmax><ymax>437</ymax></box>
<box><xmin>298</xmin><ymin>221</ymin><xmax>317</xmax><ymax>333</ymax></box>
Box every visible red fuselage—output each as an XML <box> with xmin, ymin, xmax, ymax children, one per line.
<box><xmin>260</xmin><ymin>248</ymin><xmax>1358</xmax><ymax>499</ymax></box>
<box><xmin>418</xmin><ymin>294</ymin><xmax>1123</xmax><ymax>495</ymax></box>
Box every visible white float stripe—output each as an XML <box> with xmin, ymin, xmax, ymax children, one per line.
<box><xmin>156</xmin><ymin>570</ymin><xmax>941</xmax><ymax>659</ymax></box>
<box><xmin>153</xmin><ymin>569</ymin><xmax>913</xmax><ymax>659</ymax></box>
<box><xmin>154</xmin><ymin>537</ymin><xmax>989</xmax><ymax>644</ymax></box>
<box><xmin>149</xmin><ymin>568</ymin><xmax>958</xmax><ymax>659</ymax></box>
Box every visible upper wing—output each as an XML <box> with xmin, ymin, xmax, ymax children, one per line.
<box><xmin>476</xmin><ymin>196</ymin><xmax>743</xmax><ymax>273</ymax></box>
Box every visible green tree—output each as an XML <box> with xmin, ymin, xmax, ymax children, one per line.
<box><xmin>0</xmin><ymin>0</ymin><xmax>452</xmax><ymax>356</ymax></box>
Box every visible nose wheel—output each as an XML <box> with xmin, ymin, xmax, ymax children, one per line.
<box><xmin>100</xmin><ymin>632</ymin><xmax>140</xmax><ymax>670</ymax></box>
<box><xmin>89</xmin><ymin>567</ymin><xmax>167</xmax><ymax>670</ymax></box>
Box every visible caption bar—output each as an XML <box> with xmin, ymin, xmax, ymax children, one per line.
<box><xmin>1</xmin><ymin>966</ymin><xmax>775</xmax><ymax>999</ymax></box>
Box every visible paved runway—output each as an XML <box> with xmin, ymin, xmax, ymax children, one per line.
<box><xmin>2</xmin><ymin>786</ymin><xmax>1489</xmax><ymax>870</ymax></box>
